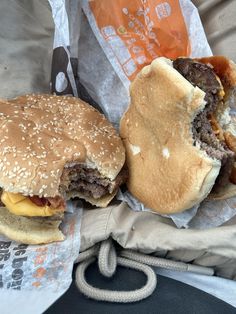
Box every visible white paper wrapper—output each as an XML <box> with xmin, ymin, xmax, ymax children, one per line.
<box><xmin>180</xmin><ymin>0</ymin><xmax>212</xmax><ymax>58</ymax></box>
<box><xmin>189</xmin><ymin>196</ymin><xmax>236</xmax><ymax>229</ymax></box>
<box><xmin>80</xmin><ymin>0</ymin><xmax>212</xmax><ymax>126</ymax></box>
<box><xmin>117</xmin><ymin>189</ymin><xmax>236</xmax><ymax>229</ymax></box>
<box><xmin>117</xmin><ymin>189</ymin><xmax>199</xmax><ymax>228</ymax></box>
<box><xmin>78</xmin><ymin>10</ymin><xmax>130</xmax><ymax>128</ymax></box>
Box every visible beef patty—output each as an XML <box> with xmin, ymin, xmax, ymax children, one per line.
<box><xmin>0</xmin><ymin>167</ymin><xmax>127</xmax><ymax>211</ymax></box>
<box><xmin>173</xmin><ymin>58</ymin><xmax>235</xmax><ymax>190</ymax></box>
<box><xmin>59</xmin><ymin>164</ymin><xmax>128</xmax><ymax>200</ymax></box>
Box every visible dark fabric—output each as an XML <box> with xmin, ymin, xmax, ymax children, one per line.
<box><xmin>45</xmin><ymin>263</ymin><xmax>235</xmax><ymax>314</ymax></box>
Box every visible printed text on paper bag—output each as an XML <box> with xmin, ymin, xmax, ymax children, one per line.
<box><xmin>0</xmin><ymin>241</ymin><xmax>28</xmax><ymax>290</ymax></box>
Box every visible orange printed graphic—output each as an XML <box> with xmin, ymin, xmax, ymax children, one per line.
<box><xmin>34</xmin><ymin>247</ymin><xmax>48</xmax><ymax>266</ymax></box>
<box><xmin>32</xmin><ymin>281</ymin><xmax>41</xmax><ymax>288</ymax></box>
<box><xmin>90</xmin><ymin>0</ymin><xmax>191</xmax><ymax>80</ymax></box>
<box><xmin>33</xmin><ymin>267</ymin><xmax>47</xmax><ymax>279</ymax></box>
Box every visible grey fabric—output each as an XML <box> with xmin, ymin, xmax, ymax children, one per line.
<box><xmin>192</xmin><ymin>0</ymin><xmax>236</xmax><ymax>61</ymax></box>
<box><xmin>0</xmin><ymin>0</ymin><xmax>54</xmax><ymax>98</ymax></box>
<box><xmin>80</xmin><ymin>203</ymin><xmax>236</xmax><ymax>280</ymax></box>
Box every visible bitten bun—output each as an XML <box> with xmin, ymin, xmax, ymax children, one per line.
<box><xmin>120</xmin><ymin>57</ymin><xmax>222</xmax><ymax>214</ymax></box>
<box><xmin>0</xmin><ymin>94</ymin><xmax>125</xmax><ymax>203</ymax></box>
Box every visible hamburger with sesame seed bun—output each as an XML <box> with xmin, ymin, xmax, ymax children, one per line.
<box><xmin>120</xmin><ymin>56</ymin><xmax>236</xmax><ymax>214</ymax></box>
<box><xmin>0</xmin><ymin>94</ymin><xmax>127</xmax><ymax>244</ymax></box>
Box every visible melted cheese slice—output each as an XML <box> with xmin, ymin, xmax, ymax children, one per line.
<box><xmin>1</xmin><ymin>191</ymin><xmax>58</xmax><ymax>217</ymax></box>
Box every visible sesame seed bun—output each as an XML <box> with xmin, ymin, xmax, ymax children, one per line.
<box><xmin>120</xmin><ymin>57</ymin><xmax>221</xmax><ymax>214</ymax></box>
<box><xmin>0</xmin><ymin>94</ymin><xmax>125</xmax><ymax>202</ymax></box>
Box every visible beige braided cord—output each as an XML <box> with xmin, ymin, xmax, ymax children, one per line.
<box><xmin>98</xmin><ymin>238</ymin><xmax>117</xmax><ymax>277</ymax></box>
<box><xmin>120</xmin><ymin>250</ymin><xmax>214</xmax><ymax>276</ymax></box>
<box><xmin>75</xmin><ymin>244</ymin><xmax>99</xmax><ymax>263</ymax></box>
<box><xmin>75</xmin><ymin>255</ymin><xmax>157</xmax><ymax>303</ymax></box>
<box><xmin>75</xmin><ymin>238</ymin><xmax>214</xmax><ymax>303</ymax></box>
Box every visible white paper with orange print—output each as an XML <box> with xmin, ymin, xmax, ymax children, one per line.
<box><xmin>82</xmin><ymin>0</ymin><xmax>211</xmax><ymax>88</ymax></box>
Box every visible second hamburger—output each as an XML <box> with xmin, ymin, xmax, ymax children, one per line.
<box><xmin>120</xmin><ymin>56</ymin><xmax>236</xmax><ymax>214</ymax></box>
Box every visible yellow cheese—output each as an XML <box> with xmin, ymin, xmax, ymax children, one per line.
<box><xmin>219</xmin><ymin>89</ymin><xmax>225</xmax><ymax>98</ymax></box>
<box><xmin>7</xmin><ymin>193</ymin><xmax>26</xmax><ymax>204</ymax></box>
<box><xmin>1</xmin><ymin>191</ymin><xmax>56</xmax><ymax>217</ymax></box>
<box><xmin>215</xmin><ymin>76</ymin><xmax>225</xmax><ymax>98</ymax></box>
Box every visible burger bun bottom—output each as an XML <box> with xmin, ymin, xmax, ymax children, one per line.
<box><xmin>0</xmin><ymin>207</ymin><xmax>64</xmax><ymax>244</ymax></box>
<box><xmin>66</xmin><ymin>190</ymin><xmax>117</xmax><ymax>208</ymax></box>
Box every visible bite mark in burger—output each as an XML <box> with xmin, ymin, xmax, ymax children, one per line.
<box><xmin>172</xmin><ymin>58</ymin><xmax>235</xmax><ymax>192</ymax></box>
<box><xmin>0</xmin><ymin>94</ymin><xmax>127</xmax><ymax>244</ymax></box>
